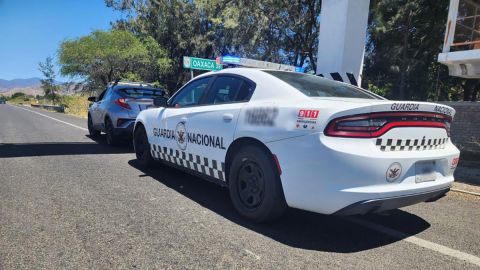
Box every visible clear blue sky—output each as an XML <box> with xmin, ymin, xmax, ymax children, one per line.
<box><xmin>0</xmin><ymin>0</ymin><xmax>124</xmax><ymax>81</ymax></box>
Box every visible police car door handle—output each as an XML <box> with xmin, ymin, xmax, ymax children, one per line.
<box><xmin>223</xmin><ymin>114</ymin><xmax>233</xmax><ymax>122</ymax></box>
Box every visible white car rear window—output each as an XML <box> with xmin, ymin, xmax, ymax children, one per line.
<box><xmin>263</xmin><ymin>70</ymin><xmax>378</xmax><ymax>99</ymax></box>
<box><xmin>120</xmin><ymin>88</ymin><xmax>164</xmax><ymax>98</ymax></box>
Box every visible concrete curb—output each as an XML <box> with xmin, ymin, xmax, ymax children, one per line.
<box><xmin>31</xmin><ymin>103</ymin><xmax>65</xmax><ymax>113</ymax></box>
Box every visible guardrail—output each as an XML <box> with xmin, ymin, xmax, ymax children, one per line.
<box><xmin>31</xmin><ymin>104</ymin><xmax>65</xmax><ymax>113</ymax></box>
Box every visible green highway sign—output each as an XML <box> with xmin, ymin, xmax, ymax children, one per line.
<box><xmin>183</xmin><ymin>56</ymin><xmax>223</xmax><ymax>71</ymax></box>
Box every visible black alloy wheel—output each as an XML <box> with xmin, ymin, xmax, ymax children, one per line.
<box><xmin>228</xmin><ymin>145</ymin><xmax>287</xmax><ymax>223</ymax></box>
<box><xmin>237</xmin><ymin>161</ymin><xmax>266</xmax><ymax>209</ymax></box>
<box><xmin>134</xmin><ymin>125</ymin><xmax>155</xmax><ymax>167</ymax></box>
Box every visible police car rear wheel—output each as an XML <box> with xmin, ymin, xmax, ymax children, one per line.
<box><xmin>134</xmin><ymin>125</ymin><xmax>154</xmax><ymax>167</ymax></box>
<box><xmin>229</xmin><ymin>146</ymin><xmax>286</xmax><ymax>223</ymax></box>
<box><xmin>88</xmin><ymin>114</ymin><xmax>100</xmax><ymax>137</ymax></box>
<box><xmin>237</xmin><ymin>161</ymin><xmax>265</xmax><ymax>209</ymax></box>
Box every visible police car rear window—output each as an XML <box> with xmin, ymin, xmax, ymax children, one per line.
<box><xmin>120</xmin><ymin>88</ymin><xmax>164</xmax><ymax>98</ymax></box>
<box><xmin>263</xmin><ymin>71</ymin><xmax>378</xmax><ymax>99</ymax></box>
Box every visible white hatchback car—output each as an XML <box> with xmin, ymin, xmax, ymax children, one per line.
<box><xmin>133</xmin><ymin>68</ymin><xmax>460</xmax><ymax>222</ymax></box>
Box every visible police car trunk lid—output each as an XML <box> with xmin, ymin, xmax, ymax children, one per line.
<box><xmin>322</xmin><ymin>100</ymin><xmax>454</xmax><ymax>149</ymax></box>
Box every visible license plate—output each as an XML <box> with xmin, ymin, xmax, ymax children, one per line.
<box><xmin>415</xmin><ymin>160</ymin><xmax>437</xmax><ymax>183</ymax></box>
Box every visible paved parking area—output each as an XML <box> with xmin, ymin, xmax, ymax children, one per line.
<box><xmin>1</xmin><ymin>104</ymin><xmax>479</xmax><ymax>269</ymax></box>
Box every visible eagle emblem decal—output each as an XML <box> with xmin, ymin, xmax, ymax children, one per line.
<box><xmin>175</xmin><ymin>121</ymin><xmax>187</xmax><ymax>150</ymax></box>
<box><xmin>386</xmin><ymin>162</ymin><xmax>402</xmax><ymax>182</ymax></box>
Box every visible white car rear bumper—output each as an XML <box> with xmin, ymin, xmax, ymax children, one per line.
<box><xmin>267</xmin><ymin>132</ymin><xmax>460</xmax><ymax>214</ymax></box>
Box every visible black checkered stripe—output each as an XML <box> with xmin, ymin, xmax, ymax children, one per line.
<box><xmin>317</xmin><ymin>72</ymin><xmax>358</xmax><ymax>86</ymax></box>
<box><xmin>375</xmin><ymin>137</ymin><xmax>449</xmax><ymax>152</ymax></box>
<box><xmin>150</xmin><ymin>144</ymin><xmax>226</xmax><ymax>181</ymax></box>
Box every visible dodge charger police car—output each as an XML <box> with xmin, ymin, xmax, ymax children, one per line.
<box><xmin>133</xmin><ymin>68</ymin><xmax>460</xmax><ymax>222</ymax></box>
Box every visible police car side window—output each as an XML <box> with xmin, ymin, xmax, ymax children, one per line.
<box><xmin>236</xmin><ymin>81</ymin><xmax>255</xmax><ymax>102</ymax></box>
<box><xmin>204</xmin><ymin>76</ymin><xmax>249</xmax><ymax>105</ymax></box>
<box><xmin>170</xmin><ymin>77</ymin><xmax>211</xmax><ymax>107</ymax></box>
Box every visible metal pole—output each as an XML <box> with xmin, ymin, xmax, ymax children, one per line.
<box><xmin>435</xmin><ymin>68</ymin><xmax>441</xmax><ymax>101</ymax></box>
<box><xmin>190</xmin><ymin>69</ymin><xmax>194</xmax><ymax>80</ymax></box>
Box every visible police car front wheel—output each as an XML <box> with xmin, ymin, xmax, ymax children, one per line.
<box><xmin>228</xmin><ymin>146</ymin><xmax>286</xmax><ymax>223</ymax></box>
<box><xmin>134</xmin><ymin>125</ymin><xmax>155</xmax><ymax>168</ymax></box>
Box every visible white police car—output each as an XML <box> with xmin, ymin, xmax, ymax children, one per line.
<box><xmin>133</xmin><ymin>68</ymin><xmax>460</xmax><ymax>222</ymax></box>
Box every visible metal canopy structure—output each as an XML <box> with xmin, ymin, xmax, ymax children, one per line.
<box><xmin>438</xmin><ymin>0</ymin><xmax>480</xmax><ymax>78</ymax></box>
<box><xmin>315</xmin><ymin>0</ymin><xmax>370</xmax><ymax>86</ymax></box>
<box><xmin>314</xmin><ymin>0</ymin><xmax>480</xmax><ymax>83</ymax></box>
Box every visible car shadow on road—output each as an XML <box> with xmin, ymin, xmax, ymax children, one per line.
<box><xmin>86</xmin><ymin>134</ymin><xmax>134</xmax><ymax>148</ymax></box>
<box><xmin>0</xmin><ymin>136</ymin><xmax>133</xmax><ymax>158</ymax></box>
<box><xmin>128</xmin><ymin>159</ymin><xmax>432</xmax><ymax>253</ymax></box>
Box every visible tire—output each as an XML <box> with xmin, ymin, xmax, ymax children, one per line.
<box><xmin>228</xmin><ymin>145</ymin><xmax>287</xmax><ymax>223</ymax></box>
<box><xmin>134</xmin><ymin>125</ymin><xmax>155</xmax><ymax>168</ymax></box>
<box><xmin>105</xmin><ymin>117</ymin><xmax>120</xmax><ymax>146</ymax></box>
<box><xmin>88</xmin><ymin>114</ymin><xmax>100</xmax><ymax>137</ymax></box>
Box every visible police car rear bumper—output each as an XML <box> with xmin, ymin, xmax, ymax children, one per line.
<box><xmin>266</xmin><ymin>132</ymin><xmax>459</xmax><ymax>215</ymax></box>
<box><xmin>333</xmin><ymin>187</ymin><xmax>449</xmax><ymax>215</ymax></box>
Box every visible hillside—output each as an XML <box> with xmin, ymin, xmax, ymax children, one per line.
<box><xmin>0</xmin><ymin>78</ymin><xmax>42</xmax><ymax>91</ymax></box>
<box><xmin>0</xmin><ymin>78</ymin><xmax>82</xmax><ymax>97</ymax></box>
<box><xmin>1</xmin><ymin>86</ymin><xmax>44</xmax><ymax>97</ymax></box>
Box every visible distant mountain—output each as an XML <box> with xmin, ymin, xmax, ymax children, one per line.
<box><xmin>0</xmin><ymin>86</ymin><xmax>43</xmax><ymax>97</ymax></box>
<box><xmin>0</xmin><ymin>78</ymin><xmax>83</xmax><ymax>97</ymax></box>
<box><xmin>0</xmin><ymin>78</ymin><xmax>42</xmax><ymax>91</ymax></box>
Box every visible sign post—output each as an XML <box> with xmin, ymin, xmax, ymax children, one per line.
<box><xmin>183</xmin><ymin>56</ymin><xmax>223</xmax><ymax>79</ymax></box>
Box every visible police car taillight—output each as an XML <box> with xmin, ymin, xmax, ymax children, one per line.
<box><xmin>324</xmin><ymin>112</ymin><xmax>451</xmax><ymax>138</ymax></box>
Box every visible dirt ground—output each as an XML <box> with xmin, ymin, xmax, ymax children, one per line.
<box><xmin>455</xmin><ymin>159</ymin><xmax>480</xmax><ymax>185</ymax></box>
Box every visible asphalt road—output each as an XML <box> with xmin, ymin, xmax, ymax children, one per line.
<box><xmin>1</xmin><ymin>104</ymin><xmax>479</xmax><ymax>269</ymax></box>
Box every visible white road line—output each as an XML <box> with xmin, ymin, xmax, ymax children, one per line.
<box><xmin>345</xmin><ymin>216</ymin><xmax>480</xmax><ymax>267</ymax></box>
<box><xmin>451</xmin><ymin>188</ymin><xmax>480</xmax><ymax>197</ymax></box>
<box><xmin>244</xmin><ymin>249</ymin><xmax>261</xmax><ymax>260</ymax></box>
<box><xmin>11</xmin><ymin>105</ymin><xmax>88</xmax><ymax>131</ymax></box>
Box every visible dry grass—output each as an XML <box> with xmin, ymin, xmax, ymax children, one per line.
<box><xmin>9</xmin><ymin>95</ymin><xmax>90</xmax><ymax>118</ymax></box>
<box><xmin>60</xmin><ymin>95</ymin><xmax>90</xmax><ymax>118</ymax></box>
<box><xmin>8</xmin><ymin>96</ymin><xmax>34</xmax><ymax>105</ymax></box>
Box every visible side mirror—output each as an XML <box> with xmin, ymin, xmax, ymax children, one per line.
<box><xmin>88</xmin><ymin>96</ymin><xmax>96</xmax><ymax>102</ymax></box>
<box><xmin>153</xmin><ymin>96</ymin><xmax>168</xmax><ymax>107</ymax></box>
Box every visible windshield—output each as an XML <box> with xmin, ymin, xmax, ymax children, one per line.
<box><xmin>119</xmin><ymin>88</ymin><xmax>164</xmax><ymax>98</ymax></box>
<box><xmin>263</xmin><ymin>70</ymin><xmax>379</xmax><ymax>99</ymax></box>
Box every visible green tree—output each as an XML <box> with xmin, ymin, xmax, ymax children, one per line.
<box><xmin>283</xmin><ymin>0</ymin><xmax>321</xmax><ymax>73</ymax></box>
<box><xmin>38</xmin><ymin>56</ymin><xmax>60</xmax><ymax>103</ymax></box>
<box><xmin>364</xmin><ymin>0</ymin><xmax>479</xmax><ymax>101</ymax></box>
<box><xmin>10</xmin><ymin>92</ymin><xmax>26</xmax><ymax>99</ymax></box>
<box><xmin>196</xmin><ymin>0</ymin><xmax>320</xmax><ymax>72</ymax></box>
<box><xmin>106</xmin><ymin>0</ymin><xmax>320</xmax><ymax>88</ymax></box>
<box><xmin>104</xmin><ymin>0</ymin><xmax>480</xmax><ymax>100</ymax></box>
<box><xmin>58</xmin><ymin>30</ymin><xmax>171</xmax><ymax>94</ymax></box>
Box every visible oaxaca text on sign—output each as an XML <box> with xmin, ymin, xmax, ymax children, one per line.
<box><xmin>183</xmin><ymin>56</ymin><xmax>223</xmax><ymax>71</ymax></box>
